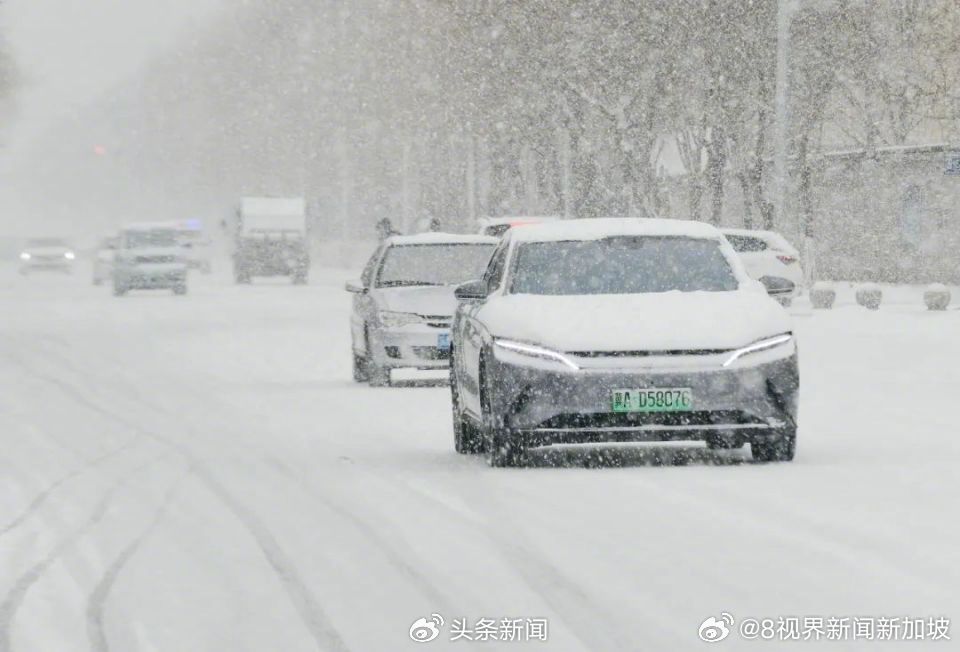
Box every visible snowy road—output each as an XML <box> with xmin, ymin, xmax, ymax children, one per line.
<box><xmin>1</xmin><ymin>266</ymin><xmax>957</xmax><ymax>651</ymax></box>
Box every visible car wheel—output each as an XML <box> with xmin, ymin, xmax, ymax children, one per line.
<box><xmin>113</xmin><ymin>283</ymin><xmax>127</xmax><ymax>297</ymax></box>
<box><xmin>234</xmin><ymin>269</ymin><xmax>251</xmax><ymax>284</ymax></box>
<box><xmin>451</xmin><ymin>363</ymin><xmax>483</xmax><ymax>454</ymax></box>
<box><xmin>480</xmin><ymin>357</ymin><xmax>524</xmax><ymax>467</ymax></box>
<box><xmin>751</xmin><ymin>426</ymin><xmax>796</xmax><ymax>463</ymax></box>
<box><xmin>352</xmin><ymin>353</ymin><xmax>369</xmax><ymax>382</ymax></box>
<box><xmin>292</xmin><ymin>272</ymin><xmax>308</xmax><ymax>285</ymax></box>
<box><xmin>173</xmin><ymin>284</ymin><xmax>187</xmax><ymax>296</ymax></box>
<box><xmin>367</xmin><ymin>364</ymin><xmax>390</xmax><ymax>387</ymax></box>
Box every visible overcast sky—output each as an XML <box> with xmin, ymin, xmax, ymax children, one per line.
<box><xmin>3</xmin><ymin>0</ymin><xmax>223</xmax><ymax>152</ymax></box>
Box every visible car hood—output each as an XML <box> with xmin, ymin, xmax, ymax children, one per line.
<box><xmin>373</xmin><ymin>285</ymin><xmax>458</xmax><ymax>317</ymax></box>
<box><xmin>479</xmin><ymin>290</ymin><xmax>792</xmax><ymax>352</ymax></box>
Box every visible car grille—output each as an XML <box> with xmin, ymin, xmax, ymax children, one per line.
<box><xmin>532</xmin><ymin>410</ymin><xmax>767</xmax><ymax>430</ymax></box>
<box><xmin>135</xmin><ymin>255</ymin><xmax>177</xmax><ymax>264</ymax></box>
<box><xmin>413</xmin><ymin>346</ymin><xmax>450</xmax><ymax>361</ymax></box>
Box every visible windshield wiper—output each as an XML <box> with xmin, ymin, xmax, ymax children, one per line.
<box><xmin>378</xmin><ymin>280</ymin><xmax>441</xmax><ymax>288</ymax></box>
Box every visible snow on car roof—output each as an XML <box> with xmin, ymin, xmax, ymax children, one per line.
<box><xmin>387</xmin><ymin>232</ymin><xmax>499</xmax><ymax>246</ymax></box>
<box><xmin>720</xmin><ymin>228</ymin><xmax>799</xmax><ymax>255</ymax></box>
<box><xmin>478</xmin><ymin>216</ymin><xmax>560</xmax><ymax>227</ymax></box>
<box><xmin>508</xmin><ymin>218</ymin><xmax>725</xmax><ymax>243</ymax></box>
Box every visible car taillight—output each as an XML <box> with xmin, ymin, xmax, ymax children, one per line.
<box><xmin>777</xmin><ymin>255</ymin><xmax>797</xmax><ymax>265</ymax></box>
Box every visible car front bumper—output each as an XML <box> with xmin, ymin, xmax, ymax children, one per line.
<box><xmin>115</xmin><ymin>264</ymin><xmax>187</xmax><ymax>289</ymax></box>
<box><xmin>369</xmin><ymin>324</ymin><xmax>452</xmax><ymax>370</ymax></box>
<box><xmin>487</xmin><ymin>353</ymin><xmax>799</xmax><ymax>448</ymax></box>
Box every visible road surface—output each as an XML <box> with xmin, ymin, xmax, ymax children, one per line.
<box><xmin>1</xmin><ymin>266</ymin><xmax>957</xmax><ymax>650</ymax></box>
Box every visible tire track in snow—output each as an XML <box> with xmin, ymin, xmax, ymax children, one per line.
<box><xmin>0</xmin><ymin>455</ymin><xmax>166</xmax><ymax>652</ymax></box>
<box><xmin>0</xmin><ymin>439</ymin><xmax>141</xmax><ymax>540</ymax></box>
<box><xmin>264</xmin><ymin>456</ymin><xmax>454</xmax><ymax>609</ymax></box>
<box><xmin>86</xmin><ymin>467</ymin><xmax>191</xmax><ymax>652</ymax></box>
<box><xmin>14</xmin><ymin>346</ymin><xmax>352</xmax><ymax>652</ymax></box>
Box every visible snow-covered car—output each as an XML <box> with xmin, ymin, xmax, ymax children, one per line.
<box><xmin>476</xmin><ymin>216</ymin><xmax>559</xmax><ymax>238</ymax></box>
<box><xmin>721</xmin><ymin>228</ymin><xmax>804</xmax><ymax>305</ymax></box>
<box><xmin>450</xmin><ymin>218</ymin><xmax>799</xmax><ymax>466</ymax></box>
<box><xmin>112</xmin><ymin>224</ymin><xmax>188</xmax><ymax>296</ymax></box>
<box><xmin>346</xmin><ymin>233</ymin><xmax>498</xmax><ymax>386</ymax></box>
<box><xmin>18</xmin><ymin>237</ymin><xmax>76</xmax><ymax>275</ymax></box>
<box><xmin>92</xmin><ymin>235</ymin><xmax>119</xmax><ymax>285</ymax></box>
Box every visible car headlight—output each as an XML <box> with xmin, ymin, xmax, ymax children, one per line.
<box><xmin>19</xmin><ymin>252</ymin><xmax>31</xmax><ymax>260</ymax></box>
<box><xmin>64</xmin><ymin>251</ymin><xmax>76</xmax><ymax>260</ymax></box>
<box><xmin>378</xmin><ymin>311</ymin><xmax>425</xmax><ymax>328</ymax></box>
<box><xmin>722</xmin><ymin>333</ymin><xmax>793</xmax><ymax>368</ymax></box>
<box><xmin>493</xmin><ymin>339</ymin><xmax>580</xmax><ymax>371</ymax></box>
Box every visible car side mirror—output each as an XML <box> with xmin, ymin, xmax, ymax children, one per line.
<box><xmin>345</xmin><ymin>280</ymin><xmax>367</xmax><ymax>294</ymax></box>
<box><xmin>758</xmin><ymin>275</ymin><xmax>795</xmax><ymax>297</ymax></box>
<box><xmin>455</xmin><ymin>280</ymin><xmax>488</xmax><ymax>301</ymax></box>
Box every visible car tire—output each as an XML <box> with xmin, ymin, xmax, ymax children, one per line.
<box><xmin>451</xmin><ymin>364</ymin><xmax>483</xmax><ymax>454</ymax></box>
<box><xmin>173</xmin><ymin>284</ymin><xmax>187</xmax><ymax>296</ymax></box>
<box><xmin>479</xmin><ymin>356</ymin><xmax>524</xmax><ymax>467</ymax></box>
<box><xmin>292</xmin><ymin>272</ymin><xmax>308</xmax><ymax>285</ymax></box>
<box><xmin>113</xmin><ymin>283</ymin><xmax>127</xmax><ymax>297</ymax></box>
<box><xmin>751</xmin><ymin>426</ymin><xmax>796</xmax><ymax>463</ymax></box>
<box><xmin>352</xmin><ymin>354</ymin><xmax>369</xmax><ymax>382</ymax></box>
<box><xmin>367</xmin><ymin>364</ymin><xmax>390</xmax><ymax>387</ymax></box>
<box><xmin>235</xmin><ymin>268</ymin><xmax>251</xmax><ymax>284</ymax></box>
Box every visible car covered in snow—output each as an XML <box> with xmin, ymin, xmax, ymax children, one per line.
<box><xmin>18</xmin><ymin>237</ymin><xmax>76</xmax><ymax>275</ymax></box>
<box><xmin>112</xmin><ymin>223</ymin><xmax>189</xmax><ymax>296</ymax></box>
<box><xmin>450</xmin><ymin>218</ymin><xmax>799</xmax><ymax>466</ymax></box>
<box><xmin>721</xmin><ymin>228</ymin><xmax>804</xmax><ymax>305</ymax></box>
<box><xmin>346</xmin><ymin>233</ymin><xmax>498</xmax><ymax>386</ymax></box>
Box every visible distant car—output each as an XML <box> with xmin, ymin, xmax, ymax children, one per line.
<box><xmin>346</xmin><ymin>233</ymin><xmax>498</xmax><ymax>386</ymax></box>
<box><xmin>477</xmin><ymin>216</ymin><xmax>560</xmax><ymax>238</ymax></box>
<box><xmin>18</xmin><ymin>238</ymin><xmax>76</xmax><ymax>275</ymax></box>
<box><xmin>721</xmin><ymin>228</ymin><xmax>804</xmax><ymax>305</ymax></box>
<box><xmin>92</xmin><ymin>235</ymin><xmax>119</xmax><ymax>285</ymax></box>
<box><xmin>450</xmin><ymin>218</ymin><xmax>798</xmax><ymax>466</ymax></box>
<box><xmin>112</xmin><ymin>224</ymin><xmax>188</xmax><ymax>296</ymax></box>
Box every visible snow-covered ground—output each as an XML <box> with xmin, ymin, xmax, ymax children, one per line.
<box><xmin>1</xmin><ymin>262</ymin><xmax>957</xmax><ymax>651</ymax></box>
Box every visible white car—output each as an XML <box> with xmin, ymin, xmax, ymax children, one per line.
<box><xmin>112</xmin><ymin>224</ymin><xmax>189</xmax><ymax>296</ymax></box>
<box><xmin>346</xmin><ymin>233</ymin><xmax>498</xmax><ymax>386</ymax></box>
<box><xmin>18</xmin><ymin>238</ymin><xmax>76</xmax><ymax>275</ymax></box>
<box><xmin>450</xmin><ymin>218</ymin><xmax>798</xmax><ymax>466</ymax></box>
<box><xmin>721</xmin><ymin>228</ymin><xmax>804</xmax><ymax>305</ymax></box>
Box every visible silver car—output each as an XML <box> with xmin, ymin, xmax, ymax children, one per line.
<box><xmin>113</xmin><ymin>224</ymin><xmax>189</xmax><ymax>296</ymax></box>
<box><xmin>450</xmin><ymin>218</ymin><xmax>799</xmax><ymax>467</ymax></box>
<box><xmin>19</xmin><ymin>237</ymin><xmax>76</xmax><ymax>275</ymax></box>
<box><xmin>346</xmin><ymin>233</ymin><xmax>498</xmax><ymax>386</ymax></box>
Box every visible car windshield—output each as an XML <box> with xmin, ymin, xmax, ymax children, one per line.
<box><xmin>377</xmin><ymin>243</ymin><xmax>495</xmax><ymax>287</ymax></box>
<box><xmin>510</xmin><ymin>236</ymin><xmax>739</xmax><ymax>295</ymax></box>
<box><xmin>125</xmin><ymin>229</ymin><xmax>178</xmax><ymax>248</ymax></box>
<box><xmin>26</xmin><ymin>238</ymin><xmax>68</xmax><ymax>248</ymax></box>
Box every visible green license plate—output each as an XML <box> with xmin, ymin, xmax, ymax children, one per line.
<box><xmin>612</xmin><ymin>388</ymin><xmax>693</xmax><ymax>413</ymax></box>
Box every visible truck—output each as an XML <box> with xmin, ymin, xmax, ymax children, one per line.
<box><xmin>233</xmin><ymin>197</ymin><xmax>310</xmax><ymax>284</ymax></box>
